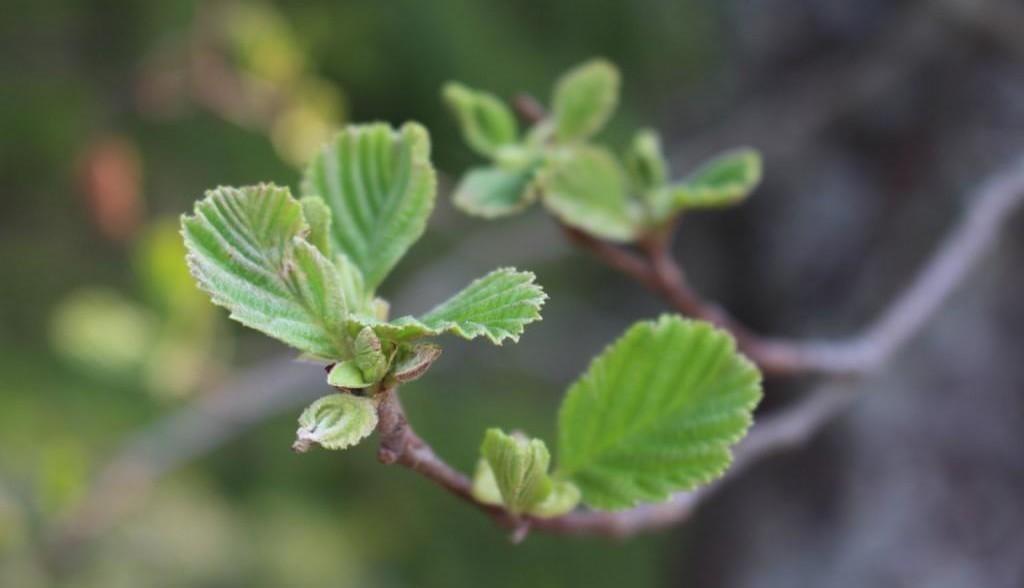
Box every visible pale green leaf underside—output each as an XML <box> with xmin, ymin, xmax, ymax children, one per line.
<box><xmin>539</xmin><ymin>146</ymin><xmax>642</xmax><ymax>242</ymax></box>
<box><xmin>668</xmin><ymin>148</ymin><xmax>762</xmax><ymax>210</ymax></box>
<box><xmin>452</xmin><ymin>165</ymin><xmax>539</xmax><ymax>219</ymax></box>
<box><xmin>557</xmin><ymin>315</ymin><xmax>762</xmax><ymax>510</ymax></box>
<box><xmin>181</xmin><ymin>184</ymin><xmax>349</xmax><ymax>359</ymax></box>
<box><xmin>348</xmin><ymin>268</ymin><xmax>545</xmax><ymax>345</ymax></box>
<box><xmin>301</xmin><ymin>122</ymin><xmax>436</xmax><ymax>290</ymax></box>
<box><xmin>552</xmin><ymin>58</ymin><xmax>620</xmax><ymax>142</ymax></box>
<box><xmin>443</xmin><ymin>82</ymin><xmax>518</xmax><ymax>158</ymax></box>
<box><xmin>295</xmin><ymin>393</ymin><xmax>378</xmax><ymax>451</ymax></box>
<box><xmin>327</xmin><ymin>360</ymin><xmax>374</xmax><ymax>389</ymax></box>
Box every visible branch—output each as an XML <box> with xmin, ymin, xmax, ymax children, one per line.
<box><xmin>523</xmin><ymin>79</ymin><xmax>1024</xmax><ymax>376</ymax></box>
<box><xmin>374</xmin><ymin>155</ymin><xmax>1024</xmax><ymax>539</ymax></box>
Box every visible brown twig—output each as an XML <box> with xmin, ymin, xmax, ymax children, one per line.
<box><xmin>373</xmin><ymin>153</ymin><xmax>1024</xmax><ymax>539</ymax></box>
<box><xmin>515</xmin><ymin>93</ymin><xmax>1024</xmax><ymax>377</ymax></box>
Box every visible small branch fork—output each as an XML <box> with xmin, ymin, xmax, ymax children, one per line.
<box><xmin>371</xmin><ymin>96</ymin><xmax>1024</xmax><ymax>539</ymax></box>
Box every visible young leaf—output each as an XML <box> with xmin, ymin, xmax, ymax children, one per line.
<box><xmin>301</xmin><ymin>122</ymin><xmax>436</xmax><ymax>290</ymax></box>
<box><xmin>452</xmin><ymin>165</ymin><xmax>539</xmax><ymax>219</ymax></box>
<box><xmin>626</xmin><ymin>129</ymin><xmax>668</xmax><ymax>193</ymax></box>
<box><xmin>392</xmin><ymin>343</ymin><xmax>442</xmax><ymax>383</ymax></box>
<box><xmin>472</xmin><ymin>430</ymin><xmax>581</xmax><ymax>518</ymax></box>
<box><xmin>480</xmin><ymin>429</ymin><xmax>552</xmax><ymax>514</ymax></box>
<box><xmin>299</xmin><ymin>195</ymin><xmax>332</xmax><ymax>256</ymax></box>
<box><xmin>665</xmin><ymin>148</ymin><xmax>762</xmax><ymax>211</ymax></box>
<box><xmin>539</xmin><ymin>146</ymin><xmax>642</xmax><ymax>242</ymax></box>
<box><xmin>353</xmin><ymin>326</ymin><xmax>388</xmax><ymax>382</ymax></box>
<box><xmin>443</xmin><ymin>82</ymin><xmax>518</xmax><ymax>158</ymax></box>
<box><xmin>557</xmin><ymin>315</ymin><xmax>762</xmax><ymax>510</ymax></box>
<box><xmin>181</xmin><ymin>184</ymin><xmax>350</xmax><ymax>359</ymax></box>
<box><xmin>415</xmin><ymin>267</ymin><xmax>546</xmax><ymax>344</ymax></box>
<box><xmin>293</xmin><ymin>393</ymin><xmax>378</xmax><ymax>452</ymax></box>
<box><xmin>347</xmin><ymin>268</ymin><xmax>546</xmax><ymax>345</ymax></box>
<box><xmin>326</xmin><ymin>360</ymin><xmax>374</xmax><ymax>389</ymax></box>
<box><xmin>551</xmin><ymin>59</ymin><xmax>620</xmax><ymax>142</ymax></box>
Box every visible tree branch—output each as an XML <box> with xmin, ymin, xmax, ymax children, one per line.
<box><xmin>530</xmin><ymin>83</ymin><xmax>1024</xmax><ymax>376</ymax></box>
<box><xmin>374</xmin><ymin>154</ymin><xmax>1024</xmax><ymax>539</ymax></box>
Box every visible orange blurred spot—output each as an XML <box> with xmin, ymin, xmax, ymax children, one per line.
<box><xmin>76</xmin><ymin>135</ymin><xmax>144</xmax><ymax>242</ymax></box>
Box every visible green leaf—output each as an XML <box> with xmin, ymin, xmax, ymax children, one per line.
<box><xmin>347</xmin><ymin>268</ymin><xmax>545</xmax><ymax>345</ymax></box>
<box><xmin>299</xmin><ymin>196</ymin><xmax>332</xmax><ymax>256</ymax></box>
<box><xmin>539</xmin><ymin>146</ymin><xmax>642</xmax><ymax>242</ymax></box>
<box><xmin>293</xmin><ymin>393</ymin><xmax>378</xmax><ymax>452</ymax></box>
<box><xmin>416</xmin><ymin>267</ymin><xmax>546</xmax><ymax>344</ymax></box>
<box><xmin>301</xmin><ymin>122</ymin><xmax>436</xmax><ymax>290</ymax></box>
<box><xmin>326</xmin><ymin>360</ymin><xmax>374</xmax><ymax>389</ymax></box>
<box><xmin>392</xmin><ymin>343</ymin><xmax>442</xmax><ymax>383</ymax></box>
<box><xmin>452</xmin><ymin>165</ymin><xmax>539</xmax><ymax>219</ymax></box>
<box><xmin>551</xmin><ymin>59</ymin><xmax>620</xmax><ymax>142</ymax></box>
<box><xmin>181</xmin><ymin>184</ymin><xmax>350</xmax><ymax>359</ymax></box>
<box><xmin>472</xmin><ymin>429</ymin><xmax>581</xmax><ymax>518</ymax></box>
<box><xmin>663</xmin><ymin>148</ymin><xmax>762</xmax><ymax>212</ymax></box>
<box><xmin>557</xmin><ymin>315</ymin><xmax>762</xmax><ymax>510</ymax></box>
<box><xmin>625</xmin><ymin>129</ymin><xmax>668</xmax><ymax>192</ymax></box>
<box><xmin>481</xmin><ymin>429</ymin><xmax>552</xmax><ymax>514</ymax></box>
<box><xmin>334</xmin><ymin>252</ymin><xmax>373</xmax><ymax>316</ymax></box>
<box><xmin>530</xmin><ymin>477</ymin><xmax>582</xmax><ymax>518</ymax></box>
<box><xmin>353</xmin><ymin>326</ymin><xmax>388</xmax><ymax>382</ymax></box>
<box><xmin>443</xmin><ymin>82</ymin><xmax>518</xmax><ymax>157</ymax></box>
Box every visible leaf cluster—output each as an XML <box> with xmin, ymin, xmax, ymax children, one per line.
<box><xmin>445</xmin><ymin>59</ymin><xmax>763</xmax><ymax>241</ymax></box>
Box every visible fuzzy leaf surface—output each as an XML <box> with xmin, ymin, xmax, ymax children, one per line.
<box><xmin>557</xmin><ymin>316</ymin><xmax>762</xmax><ymax>510</ymax></box>
<box><xmin>348</xmin><ymin>268</ymin><xmax>545</xmax><ymax>345</ymax></box>
<box><xmin>181</xmin><ymin>184</ymin><xmax>349</xmax><ymax>359</ymax></box>
<box><xmin>552</xmin><ymin>59</ymin><xmax>620</xmax><ymax>142</ymax></box>
<box><xmin>452</xmin><ymin>165</ymin><xmax>539</xmax><ymax>219</ymax></box>
<box><xmin>662</xmin><ymin>148</ymin><xmax>762</xmax><ymax>212</ymax></box>
<box><xmin>443</xmin><ymin>82</ymin><xmax>518</xmax><ymax>157</ymax></box>
<box><xmin>294</xmin><ymin>393</ymin><xmax>378</xmax><ymax>451</ymax></box>
<box><xmin>301</xmin><ymin>122</ymin><xmax>436</xmax><ymax>290</ymax></box>
<box><xmin>473</xmin><ymin>429</ymin><xmax>581</xmax><ymax>518</ymax></box>
<box><xmin>539</xmin><ymin>146</ymin><xmax>642</xmax><ymax>242</ymax></box>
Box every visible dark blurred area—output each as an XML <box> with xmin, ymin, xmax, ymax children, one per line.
<box><xmin>2</xmin><ymin>0</ymin><xmax>1023</xmax><ymax>586</ymax></box>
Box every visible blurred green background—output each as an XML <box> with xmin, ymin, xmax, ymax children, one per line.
<box><xmin>3</xmin><ymin>1</ymin><xmax>1024</xmax><ymax>586</ymax></box>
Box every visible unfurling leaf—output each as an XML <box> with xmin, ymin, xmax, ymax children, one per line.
<box><xmin>452</xmin><ymin>165</ymin><xmax>539</xmax><ymax>219</ymax></box>
<box><xmin>626</xmin><ymin>129</ymin><xmax>668</xmax><ymax>193</ymax></box>
<box><xmin>473</xmin><ymin>429</ymin><xmax>580</xmax><ymax>517</ymax></box>
<box><xmin>557</xmin><ymin>315</ymin><xmax>762</xmax><ymax>510</ymax></box>
<box><xmin>552</xmin><ymin>59</ymin><xmax>620</xmax><ymax>142</ymax></box>
<box><xmin>353</xmin><ymin>326</ymin><xmax>388</xmax><ymax>382</ymax></box>
<box><xmin>301</xmin><ymin>122</ymin><xmax>436</xmax><ymax>290</ymax></box>
<box><xmin>293</xmin><ymin>393</ymin><xmax>378</xmax><ymax>452</ymax></box>
<box><xmin>326</xmin><ymin>360</ymin><xmax>373</xmax><ymax>389</ymax></box>
<box><xmin>662</xmin><ymin>148</ymin><xmax>762</xmax><ymax>212</ymax></box>
<box><xmin>392</xmin><ymin>343</ymin><xmax>442</xmax><ymax>383</ymax></box>
<box><xmin>443</xmin><ymin>82</ymin><xmax>518</xmax><ymax>158</ymax></box>
<box><xmin>181</xmin><ymin>184</ymin><xmax>349</xmax><ymax>359</ymax></box>
<box><xmin>539</xmin><ymin>146</ymin><xmax>642</xmax><ymax>242</ymax></box>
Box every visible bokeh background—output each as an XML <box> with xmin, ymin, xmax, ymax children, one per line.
<box><xmin>3</xmin><ymin>0</ymin><xmax>1024</xmax><ymax>586</ymax></box>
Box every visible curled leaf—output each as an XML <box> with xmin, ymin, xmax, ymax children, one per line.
<box><xmin>294</xmin><ymin>393</ymin><xmax>378</xmax><ymax>452</ymax></box>
<box><xmin>392</xmin><ymin>343</ymin><xmax>442</xmax><ymax>383</ymax></box>
<box><xmin>354</xmin><ymin>326</ymin><xmax>388</xmax><ymax>382</ymax></box>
